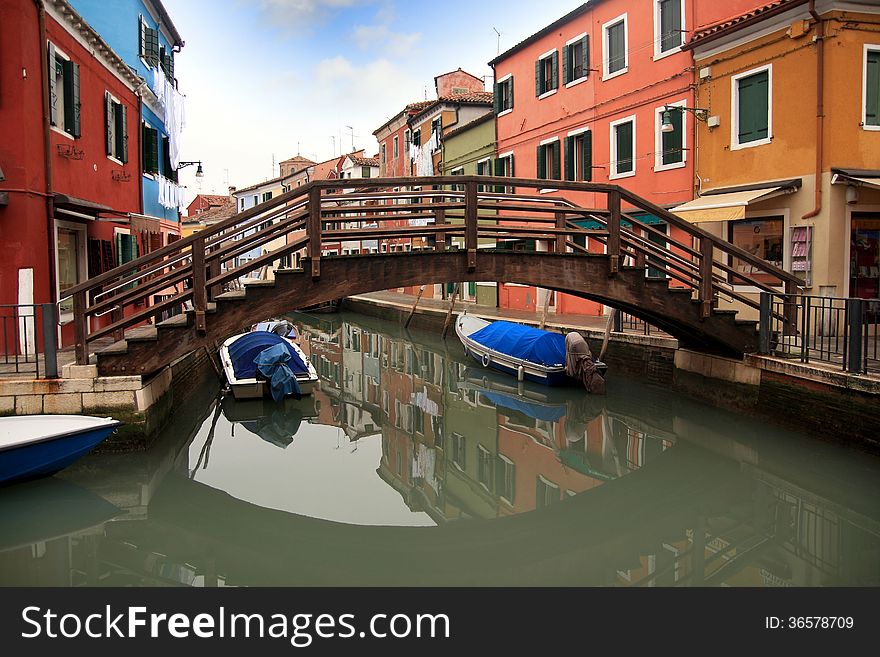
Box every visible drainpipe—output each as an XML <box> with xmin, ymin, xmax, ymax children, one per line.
<box><xmin>34</xmin><ymin>0</ymin><xmax>56</xmax><ymax>304</ymax></box>
<box><xmin>802</xmin><ymin>0</ymin><xmax>825</xmax><ymax>222</ymax></box>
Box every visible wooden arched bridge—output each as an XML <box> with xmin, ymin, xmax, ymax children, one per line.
<box><xmin>64</xmin><ymin>177</ymin><xmax>800</xmax><ymax>376</ymax></box>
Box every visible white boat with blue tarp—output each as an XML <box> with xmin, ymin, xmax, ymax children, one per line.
<box><xmin>219</xmin><ymin>330</ymin><xmax>318</xmax><ymax>401</ymax></box>
<box><xmin>455</xmin><ymin>314</ymin><xmax>607</xmax><ymax>392</ymax></box>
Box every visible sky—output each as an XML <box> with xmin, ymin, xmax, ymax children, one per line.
<box><xmin>168</xmin><ymin>0</ymin><xmax>577</xmax><ymax>202</ymax></box>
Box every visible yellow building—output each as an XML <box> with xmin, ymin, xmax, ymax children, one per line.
<box><xmin>675</xmin><ymin>0</ymin><xmax>880</xmax><ymax>309</ymax></box>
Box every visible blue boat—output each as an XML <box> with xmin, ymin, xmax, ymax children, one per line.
<box><xmin>0</xmin><ymin>415</ymin><xmax>121</xmax><ymax>485</ymax></box>
<box><xmin>456</xmin><ymin>314</ymin><xmax>607</xmax><ymax>388</ymax></box>
<box><xmin>219</xmin><ymin>330</ymin><xmax>319</xmax><ymax>400</ymax></box>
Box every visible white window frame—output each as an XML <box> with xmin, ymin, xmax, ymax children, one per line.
<box><xmin>653</xmin><ymin>0</ymin><xmax>686</xmax><ymax>61</ymax></box>
<box><xmin>654</xmin><ymin>100</ymin><xmax>687</xmax><ymax>172</ymax></box>
<box><xmin>731</xmin><ymin>63</ymin><xmax>773</xmax><ymax>151</ymax></box>
<box><xmin>862</xmin><ymin>44</ymin><xmax>880</xmax><ymax>131</ymax></box>
<box><xmin>565</xmin><ymin>32</ymin><xmax>589</xmax><ymax>88</ymax></box>
<box><xmin>105</xmin><ymin>91</ymin><xmax>125</xmax><ymax>166</ymax></box>
<box><xmin>538</xmin><ymin>136</ymin><xmax>560</xmax><ymax>192</ymax></box>
<box><xmin>609</xmin><ymin>114</ymin><xmax>636</xmax><ymax>180</ymax></box>
<box><xmin>496</xmin><ymin>73</ymin><xmax>514</xmax><ymax>117</ymax></box>
<box><xmin>49</xmin><ymin>43</ymin><xmax>75</xmax><ymax>140</ymax></box>
<box><xmin>602</xmin><ymin>13</ymin><xmax>629</xmax><ymax>81</ymax></box>
<box><xmin>537</xmin><ymin>48</ymin><xmax>558</xmax><ymax>100</ymax></box>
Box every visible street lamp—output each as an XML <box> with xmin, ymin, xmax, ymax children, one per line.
<box><xmin>661</xmin><ymin>105</ymin><xmax>710</xmax><ymax>133</ymax></box>
<box><xmin>177</xmin><ymin>160</ymin><xmax>204</xmax><ymax>177</ymax></box>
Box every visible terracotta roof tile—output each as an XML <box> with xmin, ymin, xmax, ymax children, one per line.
<box><xmin>349</xmin><ymin>155</ymin><xmax>379</xmax><ymax>167</ymax></box>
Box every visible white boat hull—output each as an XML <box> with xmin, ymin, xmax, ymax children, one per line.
<box><xmin>219</xmin><ymin>333</ymin><xmax>319</xmax><ymax>400</ymax></box>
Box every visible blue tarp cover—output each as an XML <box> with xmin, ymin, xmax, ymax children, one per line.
<box><xmin>479</xmin><ymin>390</ymin><xmax>567</xmax><ymax>422</ymax></box>
<box><xmin>254</xmin><ymin>343</ymin><xmax>302</xmax><ymax>402</ymax></box>
<box><xmin>228</xmin><ymin>332</ymin><xmax>308</xmax><ymax>380</ymax></box>
<box><xmin>469</xmin><ymin>321</ymin><xmax>565</xmax><ymax>367</ymax></box>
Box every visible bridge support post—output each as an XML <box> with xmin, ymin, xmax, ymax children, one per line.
<box><xmin>111</xmin><ymin>306</ymin><xmax>123</xmax><ymax>342</ymax></box>
<box><xmin>73</xmin><ymin>290</ymin><xmax>88</xmax><ymax>365</ymax></box>
<box><xmin>782</xmin><ymin>279</ymin><xmax>798</xmax><ymax>337</ymax></box>
<box><xmin>465</xmin><ymin>181</ymin><xmax>477</xmax><ymax>270</ymax></box>
<box><xmin>435</xmin><ymin>206</ymin><xmax>446</xmax><ymax>252</ymax></box>
<box><xmin>192</xmin><ymin>236</ymin><xmax>207</xmax><ymax>335</ymax></box>
<box><xmin>699</xmin><ymin>237</ymin><xmax>714</xmax><ymax>320</ymax></box>
<box><xmin>758</xmin><ymin>292</ymin><xmax>771</xmax><ymax>354</ymax></box>
<box><xmin>207</xmin><ymin>259</ymin><xmax>219</xmax><ymax>302</ymax></box>
<box><xmin>847</xmin><ymin>298</ymin><xmax>864</xmax><ymax>374</ymax></box>
<box><xmin>607</xmin><ymin>190</ymin><xmax>620</xmax><ymax>275</ymax></box>
<box><xmin>308</xmin><ymin>187</ymin><xmax>322</xmax><ymax>279</ymax></box>
<box><xmin>555</xmin><ymin>209</ymin><xmax>566</xmax><ymax>253</ymax></box>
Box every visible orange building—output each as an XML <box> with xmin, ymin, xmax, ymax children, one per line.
<box><xmin>489</xmin><ymin>0</ymin><xmax>769</xmax><ymax>317</ymax></box>
<box><xmin>675</xmin><ymin>0</ymin><xmax>880</xmax><ymax>308</ymax></box>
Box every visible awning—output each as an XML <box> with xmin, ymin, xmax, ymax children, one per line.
<box><xmin>670</xmin><ymin>187</ymin><xmax>789</xmax><ymax>223</ymax></box>
<box><xmin>831</xmin><ymin>170</ymin><xmax>880</xmax><ymax>191</ymax></box>
<box><xmin>53</xmin><ymin>193</ymin><xmax>113</xmax><ymax>216</ymax></box>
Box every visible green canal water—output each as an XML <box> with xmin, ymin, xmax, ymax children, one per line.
<box><xmin>2</xmin><ymin>310</ymin><xmax>879</xmax><ymax>586</ymax></box>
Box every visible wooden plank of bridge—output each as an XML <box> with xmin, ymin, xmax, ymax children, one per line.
<box><xmin>607</xmin><ymin>190</ymin><xmax>621</xmax><ymax>276</ymax></box>
<box><xmin>465</xmin><ymin>181</ymin><xmax>477</xmax><ymax>270</ymax></box>
<box><xmin>308</xmin><ymin>187</ymin><xmax>322</xmax><ymax>279</ymax></box>
<box><xmin>192</xmin><ymin>235</ymin><xmax>208</xmax><ymax>334</ymax></box>
<box><xmin>699</xmin><ymin>236</ymin><xmax>714</xmax><ymax>320</ymax></box>
<box><xmin>112</xmin><ymin>306</ymin><xmax>123</xmax><ymax>342</ymax></box>
<box><xmin>435</xmin><ymin>206</ymin><xmax>446</xmax><ymax>252</ymax></box>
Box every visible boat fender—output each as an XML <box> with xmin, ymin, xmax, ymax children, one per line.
<box><xmin>481</xmin><ymin>352</ymin><xmax>490</xmax><ymax>367</ymax></box>
<box><xmin>517</xmin><ymin>364</ymin><xmax>525</xmax><ymax>382</ymax></box>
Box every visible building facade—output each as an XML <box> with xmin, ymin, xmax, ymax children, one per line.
<box><xmin>678</xmin><ymin>0</ymin><xmax>880</xmax><ymax>311</ymax></box>
<box><xmin>0</xmin><ymin>0</ymin><xmax>148</xmax><ymax>347</ymax></box>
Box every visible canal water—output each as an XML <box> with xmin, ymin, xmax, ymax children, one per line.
<box><xmin>2</xmin><ymin>310</ymin><xmax>879</xmax><ymax>586</ymax></box>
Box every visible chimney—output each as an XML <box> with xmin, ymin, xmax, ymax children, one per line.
<box><xmin>228</xmin><ymin>185</ymin><xmax>236</xmax><ymax>200</ymax></box>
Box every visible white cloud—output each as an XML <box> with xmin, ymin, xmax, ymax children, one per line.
<box><xmin>353</xmin><ymin>24</ymin><xmax>421</xmax><ymax>58</ymax></box>
<box><xmin>253</xmin><ymin>0</ymin><xmax>371</xmax><ymax>30</ymax></box>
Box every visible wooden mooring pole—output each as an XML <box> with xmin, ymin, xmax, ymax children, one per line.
<box><xmin>405</xmin><ymin>285</ymin><xmax>426</xmax><ymax>328</ymax></box>
<box><xmin>442</xmin><ymin>283</ymin><xmax>459</xmax><ymax>339</ymax></box>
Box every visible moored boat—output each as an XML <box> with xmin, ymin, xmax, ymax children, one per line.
<box><xmin>0</xmin><ymin>415</ymin><xmax>121</xmax><ymax>485</ymax></box>
<box><xmin>219</xmin><ymin>330</ymin><xmax>319</xmax><ymax>400</ymax></box>
<box><xmin>455</xmin><ymin>314</ymin><xmax>606</xmax><ymax>391</ymax></box>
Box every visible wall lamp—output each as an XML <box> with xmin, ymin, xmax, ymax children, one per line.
<box><xmin>177</xmin><ymin>160</ymin><xmax>204</xmax><ymax>177</ymax></box>
<box><xmin>661</xmin><ymin>105</ymin><xmax>710</xmax><ymax>133</ymax></box>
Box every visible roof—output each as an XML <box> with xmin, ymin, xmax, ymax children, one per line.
<box><xmin>147</xmin><ymin>0</ymin><xmax>185</xmax><ymax>48</ymax></box>
<box><xmin>348</xmin><ymin>155</ymin><xmax>379</xmax><ymax>167</ymax></box>
<box><xmin>409</xmin><ymin>92</ymin><xmax>494</xmax><ymax>123</ymax></box>
<box><xmin>190</xmin><ymin>194</ymin><xmax>227</xmax><ymax>208</ymax></box>
<box><xmin>372</xmin><ymin>100</ymin><xmax>436</xmax><ymax>136</ymax></box>
<box><xmin>489</xmin><ymin>3</ymin><xmax>592</xmax><ymax>66</ymax></box>
<box><xmin>279</xmin><ymin>155</ymin><xmax>316</xmax><ymax>166</ymax></box>
<box><xmin>684</xmin><ymin>0</ymin><xmax>810</xmax><ymax>50</ymax></box>
<box><xmin>443</xmin><ymin>112</ymin><xmax>495</xmax><ymax>141</ymax></box>
<box><xmin>434</xmin><ymin>68</ymin><xmax>483</xmax><ymax>84</ymax></box>
<box><xmin>235</xmin><ymin>175</ymin><xmax>285</xmax><ymax>195</ymax></box>
<box><xmin>185</xmin><ymin>199</ymin><xmax>236</xmax><ymax>224</ymax></box>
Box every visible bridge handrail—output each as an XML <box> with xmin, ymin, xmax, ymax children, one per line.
<box><xmin>68</xmin><ymin>176</ymin><xmax>802</xmax><ymax>365</ymax></box>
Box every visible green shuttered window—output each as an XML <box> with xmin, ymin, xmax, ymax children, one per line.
<box><xmin>614</xmin><ymin>120</ymin><xmax>634</xmax><ymax>175</ymax></box>
<box><xmin>737</xmin><ymin>69</ymin><xmax>770</xmax><ymax>145</ymax></box>
<box><xmin>143</xmin><ymin>124</ymin><xmax>159</xmax><ymax>174</ymax></box>
<box><xmin>866</xmin><ymin>49</ymin><xmax>880</xmax><ymax>127</ymax></box>
<box><xmin>105</xmin><ymin>93</ymin><xmax>129</xmax><ymax>163</ymax></box>
<box><xmin>140</xmin><ymin>16</ymin><xmax>160</xmax><ymax>67</ymax></box>
<box><xmin>47</xmin><ymin>44</ymin><xmax>81</xmax><ymax>138</ymax></box>
<box><xmin>494</xmin><ymin>76</ymin><xmax>514</xmax><ymax>113</ymax></box>
<box><xmin>564</xmin><ymin>36</ymin><xmax>589</xmax><ymax>84</ymax></box>
<box><xmin>536</xmin><ymin>50</ymin><xmax>558</xmax><ymax>96</ymax></box>
<box><xmin>606</xmin><ymin>19</ymin><xmax>626</xmax><ymax>75</ymax></box>
<box><xmin>564</xmin><ymin>132</ymin><xmax>592</xmax><ymax>182</ymax></box>
<box><xmin>537</xmin><ymin>141</ymin><xmax>561</xmax><ymax>180</ymax></box>
<box><xmin>661</xmin><ymin>109</ymin><xmax>683</xmax><ymax>165</ymax></box>
<box><xmin>659</xmin><ymin>0</ymin><xmax>683</xmax><ymax>54</ymax></box>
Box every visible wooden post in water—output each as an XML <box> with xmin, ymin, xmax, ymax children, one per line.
<box><xmin>73</xmin><ymin>290</ymin><xmax>87</xmax><ymax>365</ymax></box>
<box><xmin>405</xmin><ymin>285</ymin><xmax>426</xmax><ymax>328</ymax></box>
<box><xmin>539</xmin><ymin>289</ymin><xmax>551</xmax><ymax>329</ymax></box>
<box><xmin>192</xmin><ymin>235</ymin><xmax>207</xmax><ymax>334</ymax></box>
<box><xmin>699</xmin><ymin>236</ymin><xmax>714</xmax><ymax>320</ymax></box>
<box><xmin>308</xmin><ymin>187</ymin><xmax>322</xmax><ymax>279</ymax></box>
<box><xmin>442</xmin><ymin>283</ymin><xmax>459</xmax><ymax>339</ymax></box>
<box><xmin>465</xmin><ymin>181</ymin><xmax>477</xmax><ymax>271</ymax></box>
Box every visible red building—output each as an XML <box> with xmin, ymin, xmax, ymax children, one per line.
<box><xmin>489</xmin><ymin>0</ymin><xmax>767</xmax><ymax>316</ymax></box>
<box><xmin>185</xmin><ymin>194</ymin><xmax>229</xmax><ymax>218</ymax></box>
<box><xmin>1</xmin><ymin>0</ymin><xmax>147</xmax><ymax>347</ymax></box>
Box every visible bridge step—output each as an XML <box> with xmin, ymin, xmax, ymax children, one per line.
<box><xmin>157</xmin><ymin>314</ymin><xmax>190</xmax><ymax>329</ymax></box>
<box><xmin>123</xmin><ymin>326</ymin><xmax>158</xmax><ymax>343</ymax></box>
<box><xmin>215</xmin><ymin>291</ymin><xmax>247</xmax><ymax>301</ymax></box>
<box><xmin>242</xmin><ymin>280</ymin><xmax>276</xmax><ymax>288</ymax></box>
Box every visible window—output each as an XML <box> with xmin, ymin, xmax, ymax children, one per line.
<box><xmin>381</xmin><ymin>143</ymin><xmax>386</xmax><ymax>164</ymax></box>
<box><xmin>729</xmin><ymin>217</ymin><xmax>784</xmax><ymax>286</ymax></box>
<box><xmin>564</xmin><ymin>34</ymin><xmax>590</xmax><ymax>84</ymax></box>
<box><xmin>477</xmin><ymin>445</ymin><xmax>493</xmax><ymax>490</ymax></box>
<box><xmin>864</xmin><ymin>45</ymin><xmax>880</xmax><ymax>129</ymax></box>
<box><xmin>537</xmin><ymin>139</ymin><xmax>561</xmax><ymax>180</ymax></box>
<box><xmin>452</xmin><ymin>86</ymin><xmax>469</xmax><ymax>94</ymax></box>
<box><xmin>239</xmin><ymin>198</ymin><xmax>245</xmax><ymax>211</ymax></box>
<box><xmin>450</xmin><ymin>167</ymin><xmax>464</xmax><ymax>192</ymax></box>
<box><xmin>498</xmin><ymin>455</ymin><xmax>515</xmax><ymax>504</ymax></box>
<box><xmin>656</xmin><ymin>0</ymin><xmax>684</xmax><ymax>57</ymax></box>
<box><xmin>411</xmin><ymin>129</ymin><xmax>421</xmax><ymax>149</ymax></box>
<box><xmin>142</xmin><ymin>123</ymin><xmax>159</xmax><ymax>174</ymax></box>
<box><xmin>104</xmin><ymin>93</ymin><xmax>128</xmax><ymax>162</ymax></box>
<box><xmin>564</xmin><ymin>130</ymin><xmax>592</xmax><ymax>181</ymax></box>
<box><xmin>656</xmin><ymin>103</ymin><xmax>685</xmax><ymax>170</ymax></box>
<box><xmin>452</xmin><ymin>432</ymin><xmax>466</xmax><ymax>471</ymax></box>
<box><xmin>476</xmin><ymin>158</ymin><xmax>492</xmax><ymax>192</ymax></box>
<box><xmin>536</xmin><ymin>475</ymin><xmax>560</xmax><ymax>509</ymax></box>
<box><xmin>494</xmin><ymin>153</ymin><xmax>515</xmax><ymax>193</ymax></box>
<box><xmin>139</xmin><ymin>16</ymin><xmax>160</xmax><ymax>67</ymax></box>
<box><xmin>535</xmin><ymin>49</ymin><xmax>558</xmax><ymax>97</ymax></box>
<box><xmin>161</xmin><ymin>48</ymin><xmax>175</xmax><ymax>81</ymax></box>
<box><xmin>494</xmin><ymin>75</ymin><xmax>514</xmax><ymax>114</ymax></box>
<box><xmin>603</xmin><ymin>14</ymin><xmax>628</xmax><ymax>78</ymax></box>
<box><xmin>361</xmin><ymin>166</ymin><xmax>371</xmax><ymax>178</ymax></box>
<box><xmin>47</xmin><ymin>44</ymin><xmax>80</xmax><ymax>138</ymax></box>
<box><xmin>115</xmin><ymin>229</ymin><xmax>139</xmax><ymax>266</ymax></box>
<box><xmin>161</xmin><ymin>134</ymin><xmax>177</xmax><ymax>182</ymax></box>
<box><xmin>404</xmin><ymin>129</ymin><xmax>411</xmax><ymax>151</ymax></box>
<box><xmin>262</xmin><ymin>191</ymin><xmax>273</xmax><ymax>202</ymax></box>
<box><xmin>733</xmin><ymin>66</ymin><xmax>771</xmax><ymax>149</ymax></box>
<box><xmin>610</xmin><ymin>116</ymin><xmax>635</xmax><ymax>178</ymax></box>
<box><xmin>431</xmin><ymin>117</ymin><xmax>442</xmax><ymax>141</ymax></box>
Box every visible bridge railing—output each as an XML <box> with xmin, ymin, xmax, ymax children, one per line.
<box><xmin>64</xmin><ymin>176</ymin><xmax>802</xmax><ymax>365</ymax></box>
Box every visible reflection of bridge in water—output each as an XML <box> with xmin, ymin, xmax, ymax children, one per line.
<box><xmin>1</xmin><ymin>314</ymin><xmax>878</xmax><ymax>587</ymax></box>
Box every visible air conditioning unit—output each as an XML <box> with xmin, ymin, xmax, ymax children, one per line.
<box><xmin>707</xmin><ymin>116</ymin><xmax>721</xmax><ymax>128</ymax></box>
<box><xmin>699</xmin><ymin>66</ymin><xmax>712</xmax><ymax>80</ymax></box>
